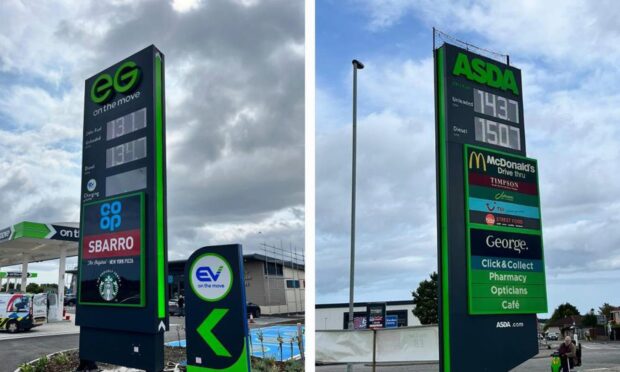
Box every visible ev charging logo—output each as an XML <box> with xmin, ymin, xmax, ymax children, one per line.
<box><xmin>87</xmin><ymin>179</ymin><xmax>97</xmax><ymax>192</ymax></box>
<box><xmin>190</xmin><ymin>254</ymin><xmax>233</xmax><ymax>302</ymax></box>
<box><xmin>196</xmin><ymin>266</ymin><xmax>224</xmax><ymax>282</ymax></box>
<box><xmin>100</xmin><ymin>200</ymin><xmax>122</xmax><ymax>232</ymax></box>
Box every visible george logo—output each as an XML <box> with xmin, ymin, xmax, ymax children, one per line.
<box><xmin>485</xmin><ymin>235</ymin><xmax>528</xmax><ymax>254</ymax></box>
<box><xmin>90</xmin><ymin>61</ymin><xmax>141</xmax><ymax>104</ymax></box>
<box><xmin>100</xmin><ymin>200</ymin><xmax>122</xmax><ymax>232</ymax></box>
<box><xmin>97</xmin><ymin>270</ymin><xmax>120</xmax><ymax>301</ymax></box>
<box><xmin>87</xmin><ymin>179</ymin><xmax>97</xmax><ymax>192</ymax></box>
<box><xmin>469</xmin><ymin>151</ymin><xmax>487</xmax><ymax>171</ymax></box>
<box><xmin>452</xmin><ymin>52</ymin><xmax>519</xmax><ymax>95</ymax></box>
<box><xmin>190</xmin><ymin>254</ymin><xmax>233</xmax><ymax>302</ymax></box>
<box><xmin>485</xmin><ymin>214</ymin><xmax>495</xmax><ymax>225</ymax></box>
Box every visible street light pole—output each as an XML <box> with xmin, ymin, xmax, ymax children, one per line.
<box><xmin>348</xmin><ymin>59</ymin><xmax>364</xmax><ymax>334</ymax></box>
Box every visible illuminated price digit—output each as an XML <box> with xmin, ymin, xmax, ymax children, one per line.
<box><xmin>508</xmin><ymin>100</ymin><xmax>519</xmax><ymax>124</ymax></box>
<box><xmin>486</xmin><ymin>120</ymin><xmax>498</xmax><ymax>144</ymax></box>
<box><xmin>484</xmin><ymin>91</ymin><xmax>496</xmax><ymax>117</ymax></box>
<box><xmin>497</xmin><ymin>96</ymin><xmax>508</xmax><ymax>120</ymax></box>
<box><xmin>510</xmin><ymin>126</ymin><xmax>521</xmax><ymax>150</ymax></box>
<box><xmin>499</xmin><ymin>123</ymin><xmax>510</xmax><ymax>147</ymax></box>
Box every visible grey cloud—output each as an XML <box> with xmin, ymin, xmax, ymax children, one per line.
<box><xmin>0</xmin><ymin>0</ymin><xmax>304</xmax><ymax>269</ymax></box>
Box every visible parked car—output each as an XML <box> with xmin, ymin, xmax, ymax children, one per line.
<box><xmin>64</xmin><ymin>294</ymin><xmax>77</xmax><ymax>306</ymax></box>
<box><xmin>168</xmin><ymin>299</ymin><xmax>181</xmax><ymax>316</ymax></box>
<box><xmin>0</xmin><ymin>293</ymin><xmax>47</xmax><ymax>333</ymax></box>
<box><xmin>247</xmin><ymin>302</ymin><xmax>261</xmax><ymax>318</ymax></box>
<box><xmin>546</xmin><ymin>332</ymin><xmax>559</xmax><ymax>341</ymax></box>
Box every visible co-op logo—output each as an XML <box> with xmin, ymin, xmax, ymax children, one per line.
<box><xmin>100</xmin><ymin>200</ymin><xmax>122</xmax><ymax>232</ymax></box>
<box><xmin>191</xmin><ymin>254</ymin><xmax>232</xmax><ymax>302</ymax></box>
<box><xmin>90</xmin><ymin>61</ymin><xmax>141</xmax><ymax>104</ymax></box>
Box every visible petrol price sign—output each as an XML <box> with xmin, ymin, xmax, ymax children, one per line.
<box><xmin>435</xmin><ymin>41</ymin><xmax>547</xmax><ymax>371</ymax></box>
<box><xmin>76</xmin><ymin>45</ymin><xmax>168</xmax><ymax>372</ymax></box>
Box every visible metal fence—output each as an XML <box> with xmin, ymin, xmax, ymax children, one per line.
<box><xmin>316</xmin><ymin>325</ymin><xmax>439</xmax><ymax>364</ymax></box>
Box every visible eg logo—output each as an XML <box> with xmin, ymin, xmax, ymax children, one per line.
<box><xmin>100</xmin><ymin>200</ymin><xmax>122</xmax><ymax>232</ymax></box>
<box><xmin>196</xmin><ymin>266</ymin><xmax>224</xmax><ymax>282</ymax></box>
<box><xmin>90</xmin><ymin>61</ymin><xmax>141</xmax><ymax>104</ymax></box>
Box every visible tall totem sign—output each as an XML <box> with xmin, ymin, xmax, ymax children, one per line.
<box><xmin>76</xmin><ymin>45</ymin><xmax>169</xmax><ymax>371</ymax></box>
<box><xmin>434</xmin><ymin>42</ymin><xmax>547</xmax><ymax>371</ymax></box>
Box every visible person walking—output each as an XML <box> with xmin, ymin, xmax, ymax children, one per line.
<box><xmin>177</xmin><ymin>294</ymin><xmax>185</xmax><ymax>317</ymax></box>
<box><xmin>558</xmin><ymin>335</ymin><xmax>577</xmax><ymax>371</ymax></box>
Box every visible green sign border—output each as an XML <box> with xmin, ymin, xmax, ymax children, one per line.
<box><xmin>77</xmin><ymin>191</ymin><xmax>146</xmax><ymax>308</ymax></box>
<box><xmin>436</xmin><ymin>47</ymin><xmax>451</xmax><ymax>371</ymax></box>
<box><xmin>464</xmin><ymin>144</ymin><xmax>547</xmax><ymax>315</ymax></box>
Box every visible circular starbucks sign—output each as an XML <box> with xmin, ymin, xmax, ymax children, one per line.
<box><xmin>190</xmin><ymin>253</ymin><xmax>233</xmax><ymax>302</ymax></box>
<box><xmin>97</xmin><ymin>270</ymin><xmax>120</xmax><ymax>301</ymax></box>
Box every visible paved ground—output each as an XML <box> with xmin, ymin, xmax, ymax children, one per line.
<box><xmin>316</xmin><ymin>341</ymin><xmax>620</xmax><ymax>372</ymax></box>
<box><xmin>0</xmin><ymin>315</ymin><xmax>300</xmax><ymax>371</ymax></box>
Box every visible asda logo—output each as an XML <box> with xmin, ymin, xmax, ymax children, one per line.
<box><xmin>452</xmin><ymin>52</ymin><xmax>519</xmax><ymax>96</ymax></box>
<box><xmin>90</xmin><ymin>61</ymin><xmax>141</xmax><ymax>104</ymax></box>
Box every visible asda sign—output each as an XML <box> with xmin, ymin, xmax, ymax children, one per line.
<box><xmin>453</xmin><ymin>52</ymin><xmax>519</xmax><ymax>95</ymax></box>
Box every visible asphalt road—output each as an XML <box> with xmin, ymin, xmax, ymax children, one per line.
<box><xmin>0</xmin><ymin>315</ymin><xmax>300</xmax><ymax>371</ymax></box>
<box><xmin>0</xmin><ymin>317</ymin><xmax>186</xmax><ymax>371</ymax></box>
<box><xmin>0</xmin><ymin>333</ymin><xmax>80</xmax><ymax>370</ymax></box>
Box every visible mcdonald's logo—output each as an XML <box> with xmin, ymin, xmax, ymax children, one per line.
<box><xmin>469</xmin><ymin>151</ymin><xmax>487</xmax><ymax>171</ymax></box>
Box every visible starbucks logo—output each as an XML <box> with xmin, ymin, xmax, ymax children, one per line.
<box><xmin>97</xmin><ymin>270</ymin><xmax>121</xmax><ymax>301</ymax></box>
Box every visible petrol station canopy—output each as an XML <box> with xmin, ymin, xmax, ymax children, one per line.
<box><xmin>0</xmin><ymin>221</ymin><xmax>79</xmax><ymax>266</ymax></box>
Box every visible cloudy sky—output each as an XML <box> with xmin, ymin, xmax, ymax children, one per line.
<box><xmin>0</xmin><ymin>0</ymin><xmax>304</xmax><ymax>283</ymax></box>
<box><xmin>316</xmin><ymin>0</ymin><xmax>620</xmax><ymax>317</ymax></box>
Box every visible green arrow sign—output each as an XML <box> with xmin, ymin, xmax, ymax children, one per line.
<box><xmin>197</xmin><ymin>308</ymin><xmax>231</xmax><ymax>357</ymax></box>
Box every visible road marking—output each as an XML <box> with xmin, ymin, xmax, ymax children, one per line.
<box><xmin>0</xmin><ymin>330</ymin><xmax>79</xmax><ymax>341</ymax></box>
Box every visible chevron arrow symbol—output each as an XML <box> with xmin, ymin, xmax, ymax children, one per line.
<box><xmin>197</xmin><ymin>308</ymin><xmax>231</xmax><ymax>357</ymax></box>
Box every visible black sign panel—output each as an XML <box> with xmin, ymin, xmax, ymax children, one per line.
<box><xmin>77</xmin><ymin>45</ymin><xmax>168</xmax><ymax>372</ymax></box>
<box><xmin>435</xmin><ymin>43</ymin><xmax>540</xmax><ymax>372</ymax></box>
<box><xmin>49</xmin><ymin>225</ymin><xmax>81</xmax><ymax>241</ymax></box>
<box><xmin>185</xmin><ymin>245</ymin><xmax>251</xmax><ymax>371</ymax></box>
<box><xmin>367</xmin><ymin>303</ymin><xmax>386</xmax><ymax>330</ymax></box>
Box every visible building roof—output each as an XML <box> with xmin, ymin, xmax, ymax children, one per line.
<box><xmin>168</xmin><ymin>253</ymin><xmax>305</xmax><ymax>271</ymax></box>
<box><xmin>316</xmin><ymin>300</ymin><xmax>415</xmax><ymax>309</ymax></box>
